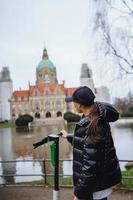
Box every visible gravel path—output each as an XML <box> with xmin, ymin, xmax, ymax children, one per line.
<box><xmin>0</xmin><ymin>186</ymin><xmax>133</xmax><ymax>200</ymax></box>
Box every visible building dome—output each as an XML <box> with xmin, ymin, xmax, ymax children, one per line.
<box><xmin>36</xmin><ymin>48</ymin><xmax>56</xmax><ymax>73</ymax></box>
<box><xmin>36</xmin><ymin>48</ymin><xmax>58</xmax><ymax>84</ymax></box>
<box><xmin>37</xmin><ymin>59</ymin><xmax>55</xmax><ymax>72</ymax></box>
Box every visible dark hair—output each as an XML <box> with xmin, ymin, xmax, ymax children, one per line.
<box><xmin>86</xmin><ymin>102</ymin><xmax>102</xmax><ymax>143</ymax></box>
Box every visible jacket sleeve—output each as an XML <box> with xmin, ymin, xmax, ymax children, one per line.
<box><xmin>74</xmin><ymin>143</ymin><xmax>96</xmax><ymax>199</ymax></box>
<box><xmin>67</xmin><ymin>133</ymin><xmax>74</xmax><ymax>145</ymax></box>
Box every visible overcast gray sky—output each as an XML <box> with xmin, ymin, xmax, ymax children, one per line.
<box><xmin>0</xmin><ymin>0</ymin><xmax>90</xmax><ymax>90</ymax></box>
<box><xmin>0</xmin><ymin>0</ymin><xmax>133</xmax><ymax>99</ymax></box>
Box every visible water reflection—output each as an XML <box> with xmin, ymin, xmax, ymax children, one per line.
<box><xmin>0</xmin><ymin>123</ymin><xmax>133</xmax><ymax>184</ymax></box>
<box><xmin>0</xmin><ymin>124</ymin><xmax>72</xmax><ymax>183</ymax></box>
<box><xmin>112</xmin><ymin>125</ymin><xmax>133</xmax><ymax>170</ymax></box>
<box><xmin>0</xmin><ymin>128</ymin><xmax>16</xmax><ymax>183</ymax></box>
<box><xmin>0</xmin><ymin>158</ymin><xmax>4</xmax><ymax>184</ymax></box>
<box><xmin>15</xmin><ymin>156</ymin><xmax>43</xmax><ymax>183</ymax></box>
<box><xmin>63</xmin><ymin>153</ymin><xmax>73</xmax><ymax>177</ymax></box>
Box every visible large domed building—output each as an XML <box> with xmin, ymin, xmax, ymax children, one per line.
<box><xmin>10</xmin><ymin>48</ymin><xmax>71</xmax><ymax>123</ymax></box>
<box><xmin>10</xmin><ymin>48</ymin><xmax>110</xmax><ymax>123</ymax></box>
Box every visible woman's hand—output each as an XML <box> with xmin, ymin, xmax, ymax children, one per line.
<box><xmin>73</xmin><ymin>196</ymin><xmax>79</xmax><ymax>200</ymax></box>
<box><xmin>60</xmin><ymin>130</ymin><xmax>68</xmax><ymax>138</ymax></box>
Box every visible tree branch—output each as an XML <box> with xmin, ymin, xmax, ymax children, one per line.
<box><xmin>105</xmin><ymin>0</ymin><xmax>133</xmax><ymax>15</ymax></box>
<box><xmin>121</xmin><ymin>0</ymin><xmax>133</xmax><ymax>14</ymax></box>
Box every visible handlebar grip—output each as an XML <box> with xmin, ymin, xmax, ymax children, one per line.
<box><xmin>33</xmin><ymin>137</ymin><xmax>48</xmax><ymax>149</ymax></box>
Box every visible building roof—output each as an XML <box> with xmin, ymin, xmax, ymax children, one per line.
<box><xmin>12</xmin><ymin>90</ymin><xmax>30</xmax><ymax>98</ymax></box>
<box><xmin>12</xmin><ymin>83</ymin><xmax>65</xmax><ymax>98</ymax></box>
<box><xmin>37</xmin><ymin>59</ymin><xmax>56</xmax><ymax>73</ymax></box>
<box><xmin>66</xmin><ymin>87</ymin><xmax>76</xmax><ymax>96</ymax></box>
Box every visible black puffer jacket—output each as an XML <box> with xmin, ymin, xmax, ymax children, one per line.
<box><xmin>67</xmin><ymin>102</ymin><xmax>122</xmax><ymax>200</ymax></box>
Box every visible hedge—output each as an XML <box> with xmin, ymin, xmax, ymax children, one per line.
<box><xmin>64</xmin><ymin>112</ymin><xmax>81</xmax><ymax>122</ymax></box>
<box><xmin>15</xmin><ymin>114</ymin><xmax>33</xmax><ymax>127</ymax></box>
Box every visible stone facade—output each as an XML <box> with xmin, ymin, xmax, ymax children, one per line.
<box><xmin>11</xmin><ymin>84</ymin><xmax>67</xmax><ymax>120</ymax></box>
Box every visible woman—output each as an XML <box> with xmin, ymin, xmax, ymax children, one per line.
<box><xmin>61</xmin><ymin>86</ymin><xmax>121</xmax><ymax>200</ymax></box>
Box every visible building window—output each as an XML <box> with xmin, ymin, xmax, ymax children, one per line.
<box><xmin>44</xmin><ymin>74</ymin><xmax>50</xmax><ymax>84</ymax></box>
<box><xmin>57</xmin><ymin>111</ymin><xmax>62</xmax><ymax>117</ymax></box>
<box><xmin>45</xmin><ymin>101</ymin><xmax>50</xmax><ymax>108</ymax></box>
<box><xmin>12</xmin><ymin>113</ymin><xmax>16</xmax><ymax>117</ymax></box>
<box><xmin>35</xmin><ymin>101</ymin><xmax>39</xmax><ymax>109</ymax></box>
<box><xmin>12</xmin><ymin>108</ymin><xmax>15</xmax><ymax>112</ymax></box>
<box><xmin>35</xmin><ymin>112</ymin><xmax>40</xmax><ymax>118</ymax></box>
<box><xmin>46</xmin><ymin>112</ymin><xmax>51</xmax><ymax>118</ymax></box>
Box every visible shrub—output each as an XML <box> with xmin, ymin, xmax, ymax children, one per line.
<box><xmin>121</xmin><ymin>106</ymin><xmax>133</xmax><ymax>117</ymax></box>
<box><xmin>64</xmin><ymin>112</ymin><xmax>81</xmax><ymax>122</ymax></box>
<box><xmin>15</xmin><ymin>114</ymin><xmax>33</xmax><ymax>127</ymax></box>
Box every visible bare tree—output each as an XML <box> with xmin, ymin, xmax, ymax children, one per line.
<box><xmin>114</xmin><ymin>92</ymin><xmax>133</xmax><ymax>116</ymax></box>
<box><xmin>88</xmin><ymin>0</ymin><xmax>133</xmax><ymax>75</ymax></box>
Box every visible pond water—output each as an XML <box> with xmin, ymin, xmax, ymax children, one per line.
<box><xmin>0</xmin><ymin>122</ymin><xmax>133</xmax><ymax>184</ymax></box>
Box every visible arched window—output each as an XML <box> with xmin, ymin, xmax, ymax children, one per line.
<box><xmin>46</xmin><ymin>112</ymin><xmax>51</xmax><ymax>118</ymax></box>
<box><xmin>57</xmin><ymin>111</ymin><xmax>62</xmax><ymax>117</ymax></box>
<box><xmin>36</xmin><ymin>106</ymin><xmax>39</xmax><ymax>110</ymax></box>
<box><xmin>35</xmin><ymin>112</ymin><xmax>40</xmax><ymax>118</ymax></box>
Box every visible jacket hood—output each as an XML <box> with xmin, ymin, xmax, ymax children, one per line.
<box><xmin>96</xmin><ymin>102</ymin><xmax>119</xmax><ymax>122</ymax></box>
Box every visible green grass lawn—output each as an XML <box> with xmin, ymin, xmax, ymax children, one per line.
<box><xmin>0</xmin><ymin>122</ymin><xmax>16</xmax><ymax>128</ymax></box>
<box><xmin>15</xmin><ymin>176</ymin><xmax>73</xmax><ymax>186</ymax></box>
<box><xmin>14</xmin><ymin>170</ymin><xmax>133</xmax><ymax>189</ymax></box>
<box><xmin>116</xmin><ymin>170</ymin><xmax>133</xmax><ymax>189</ymax></box>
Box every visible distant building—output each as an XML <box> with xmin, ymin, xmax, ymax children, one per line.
<box><xmin>0</xmin><ymin>67</ymin><xmax>13</xmax><ymax>121</ymax></box>
<box><xmin>80</xmin><ymin>63</ymin><xmax>95</xmax><ymax>93</ymax></box>
<box><xmin>10</xmin><ymin>49</ymin><xmax>110</xmax><ymax>122</ymax></box>
<box><xmin>10</xmin><ymin>49</ymin><xmax>67</xmax><ymax>121</ymax></box>
<box><xmin>80</xmin><ymin>63</ymin><xmax>110</xmax><ymax>102</ymax></box>
<box><xmin>95</xmin><ymin>86</ymin><xmax>110</xmax><ymax>102</ymax></box>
